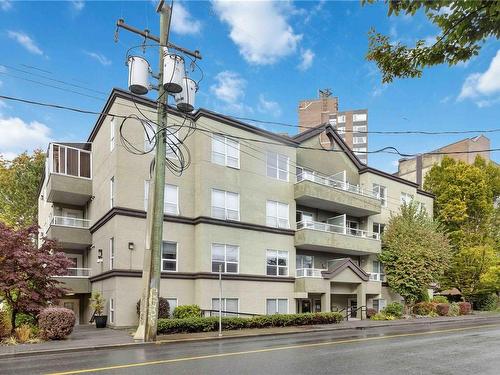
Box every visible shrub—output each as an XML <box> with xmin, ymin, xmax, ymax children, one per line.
<box><xmin>15</xmin><ymin>324</ymin><xmax>32</xmax><ymax>343</ymax></box>
<box><xmin>432</xmin><ymin>296</ymin><xmax>449</xmax><ymax>304</ymax></box>
<box><xmin>458</xmin><ymin>302</ymin><xmax>472</xmax><ymax>315</ymax></box>
<box><xmin>413</xmin><ymin>302</ymin><xmax>437</xmax><ymax>316</ymax></box>
<box><xmin>366</xmin><ymin>308</ymin><xmax>377</xmax><ymax>319</ymax></box>
<box><xmin>448</xmin><ymin>302</ymin><xmax>460</xmax><ymax>317</ymax></box>
<box><xmin>371</xmin><ymin>312</ymin><xmax>396</xmax><ymax>320</ymax></box>
<box><xmin>15</xmin><ymin>312</ymin><xmax>37</xmax><ymax>328</ymax></box>
<box><xmin>383</xmin><ymin>302</ymin><xmax>403</xmax><ymax>318</ymax></box>
<box><xmin>172</xmin><ymin>305</ymin><xmax>201</xmax><ymax>319</ymax></box>
<box><xmin>90</xmin><ymin>292</ymin><xmax>105</xmax><ymax>316</ymax></box>
<box><xmin>157</xmin><ymin>312</ymin><xmax>344</xmax><ymax>334</ymax></box>
<box><xmin>38</xmin><ymin>307</ymin><xmax>75</xmax><ymax>340</ymax></box>
<box><xmin>436</xmin><ymin>303</ymin><xmax>449</xmax><ymax>316</ymax></box>
<box><xmin>0</xmin><ymin>307</ymin><xmax>12</xmax><ymax>338</ymax></box>
<box><xmin>136</xmin><ymin>297</ymin><xmax>170</xmax><ymax>319</ymax></box>
<box><xmin>474</xmin><ymin>294</ymin><xmax>499</xmax><ymax>311</ymax></box>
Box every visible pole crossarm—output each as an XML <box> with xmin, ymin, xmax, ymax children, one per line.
<box><xmin>116</xmin><ymin>19</ymin><xmax>203</xmax><ymax>60</ymax></box>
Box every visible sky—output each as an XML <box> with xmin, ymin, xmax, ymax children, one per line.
<box><xmin>0</xmin><ymin>0</ymin><xmax>499</xmax><ymax>172</ymax></box>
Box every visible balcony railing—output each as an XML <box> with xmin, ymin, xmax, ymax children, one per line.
<box><xmin>48</xmin><ymin>143</ymin><xmax>92</xmax><ymax>179</ymax></box>
<box><xmin>297</xmin><ymin>220</ymin><xmax>380</xmax><ymax>240</ymax></box>
<box><xmin>58</xmin><ymin>268</ymin><xmax>92</xmax><ymax>278</ymax></box>
<box><xmin>295</xmin><ymin>268</ymin><xmax>327</xmax><ymax>278</ymax></box>
<box><xmin>296</xmin><ymin>166</ymin><xmax>379</xmax><ymax>200</ymax></box>
<box><xmin>369</xmin><ymin>272</ymin><xmax>385</xmax><ymax>282</ymax></box>
<box><xmin>51</xmin><ymin>216</ymin><xmax>91</xmax><ymax>229</ymax></box>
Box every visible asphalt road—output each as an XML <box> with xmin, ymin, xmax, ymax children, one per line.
<box><xmin>2</xmin><ymin>319</ymin><xmax>500</xmax><ymax>375</ymax></box>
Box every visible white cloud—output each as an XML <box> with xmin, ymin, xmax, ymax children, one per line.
<box><xmin>258</xmin><ymin>94</ymin><xmax>281</xmax><ymax>117</ymax></box>
<box><xmin>458</xmin><ymin>50</ymin><xmax>500</xmax><ymax>104</ymax></box>
<box><xmin>7</xmin><ymin>31</ymin><xmax>43</xmax><ymax>55</ymax></box>
<box><xmin>1</xmin><ymin>0</ymin><xmax>12</xmax><ymax>11</ymax></box>
<box><xmin>71</xmin><ymin>0</ymin><xmax>84</xmax><ymax>12</ymax></box>
<box><xmin>84</xmin><ymin>51</ymin><xmax>111</xmax><ymax>66</ymax></box>
<box><xmin>212</xmin><ymin>0</ymin><xmax>302</xmax><ymax>65</ymax></box>
<box><xmin>298</xmin><ymin>48</ymin><xmax>314</xmax><ymax>71</ymax></box>
<box><xmin>303</xmin><ymin>0</ymin><xmax>326</xmax><ymax>24</ymax></box>
<box><xmin>0</xmin><ymin>116</ymin><xmax>51</xmax><ymax>157</ymax></box>
<box><xmin>171</xmin><ymin>2</ymin><xmax>201</xmax><ymax>35</ymax></box>
<box><xmin>210</xmin><ymin>71</ymin><xmax>246</xmax><ymax>104</ymax></box>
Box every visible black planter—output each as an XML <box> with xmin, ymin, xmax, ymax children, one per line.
<box><xmin>94</xmin><ymin>315</ymin><xmax>108</xmax><ymax>328</ymax></box>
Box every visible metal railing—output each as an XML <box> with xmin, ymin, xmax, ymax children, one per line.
<box><xmin>200</xmin><ymin>309</ymin><xmax>260</xmax><ymax>318</ymax></box>
<box><xmin>368</xmin><ymin>272</ymin><xmax>386</xmax><ymax>282</ymax></box>
<box><xmin>295</xmin><ymin>268</ymin><xmax>327</xmax><ymax>278</ymax></box>
<box><xmin>297</xmin><ymin>220</ymin><xmax>380</xmax><ymax>240</ymax></box>
<box><xmin>296</xmin><ymin>167</ymin><xmax>379</xmax><ymax>200</ymax></box>
<box><xmin>58</xmin><ymin>268</ymin><xmax>92</xmax><ymax>278</ymax></box>
<box><xmin>51</xmin><ymin>216</ymin><xmax>91</xmax><ymax>229</ymax></box>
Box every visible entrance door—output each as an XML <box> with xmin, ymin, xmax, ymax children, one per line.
<box><xmin>348</xmin><ymin>298</ymin><xmax>357</xmax><ymax>318</ymax></box>
<box><xmin>300</xmin><ymin>299</ymin><xmax>312</xmax><ymax>313</ymax></box>
<box><xmin>313</xmin><ymin>299</ymin><xmax>322</xmax><ymax>313</ymax></box>
<box><xmin>62</xmin><ymin>299</ymin><xmax>80</xmax><ymax>325</ymax></box>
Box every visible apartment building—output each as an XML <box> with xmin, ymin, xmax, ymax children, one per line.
<box><xmin>38</xmin><ymin>88</ymin><xmax>433</xmax><ymax>327</ymax></box>
<box><xmin>397</xmin><ymin>135</ymin><xmax>491</xmax><ymax>187</ymax></box>
<box><xmin>298</xmin><ymin>91</ymin><xmax>369</xmax><ymax>164</ymax></box>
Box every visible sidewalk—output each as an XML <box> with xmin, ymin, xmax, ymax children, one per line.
<box><xmin>1</xmin><ymin>313</ymin><xmax>499</xmax><ymax>359</ymax></box>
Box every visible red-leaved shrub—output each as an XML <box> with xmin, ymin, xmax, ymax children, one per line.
<box><xmin>413</xmin><ymin>302</ymin><xmax>437</xmax><ymax>316</ymax></box>
<box><xmin>367</xmin><ymin>308</ymin><xmax>377</xmax><ymax>319</ymax></box>
<box><xmin>38</xmin><ymin>307</ymin><xmax>75</xmax><ymax>340</ymax></box>
<box><xmin>436</xmin><ymin>303</ymin><xmax>449</xmax><ymax>316</ymax></box>
<box><xmin>458</xmin><ymin>302</ymin><xmax>472</xmax><ymax>315</ymax></box>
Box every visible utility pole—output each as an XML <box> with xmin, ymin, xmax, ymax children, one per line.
<box><xmin>116</xmin><ymin>0</ymin><xmax>201</xmax><ymax>342</ymax></box>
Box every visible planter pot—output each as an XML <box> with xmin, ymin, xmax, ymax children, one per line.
<box><xmin>94</xmin><ymin>315</ymin><xmax>108</xmax><ymax>328</ymax></box>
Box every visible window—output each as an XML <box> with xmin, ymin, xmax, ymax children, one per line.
<box><xmin>353</xmin><ymin>147</ymin><xmax>367</xmax><ymax>153</ymax></box>
<box><xmin>296</xmin><ymin>211</ymin><xmax>313</xmax><ymax>224</ymax></box>
<box><xmin>212</xmin><ymin>135</ymin><xmax>240</xmax><ymax>168</ymax></box>
<box><xmin>110</xmin><ymin>117</ymin><xmax>115</xmax><ymax>151</ymax></box>
<box><xmin>353</xmin><ymin>136</ymin><xmax>367</xmax><ymax>144</ymax></box>
<box><xmin>370</xmin><ymin>260</ymin><xmax>385</xmax><ymax>282</ymax></box>
<box><xmin>336</xmin><ymin>126</ymin><xmax>345</xmax><ymax>135</ymax></box>
<box><xmin>353</xmin><ymin>113</ymin><xmax>367</xmax><ymax>122</ymax></box>
<box><xmin>162</xmin><ymin>241</ymin><xmax>177</xmax><ymax>272</ymax></box>
<box><xmin>353</xmin><ymin>125</ymin><xmax>367</xmax><ymax>132</ymax></box>
<box><xmin>401</xmin><ymin>192</ymin><xmax>413</xmax><ymax>205</ymax></box>
<box><xmin>211</xmin><ymin>189</ymin><xmax>239</xmax><ymax>221</ymax></box>
<box><xmin>373</xmin><ymin>223</ymin><xmax>385</xmax><ymax>239</ymax></box>
<box><xmin>109</xmin><ymin>298</ymin><xmax>115</xmax><ymax>324</ymax></box>
<box><xmin>109</xmin><ymin>237</ymin><xmax>114</xmax><ymax>270</ymax></box>
<box><xmin>211</xmin><ymin>243</ymin><xmax>239</xmax><ymax>273</ymax></box>
<box><xmin>337</xmin><ymin>115</ymin><xmax>346</xmax><ymax>123</ymax></box>
<box><xmin>266</xmin><ymin>299</ymin><xmax>288</xmax><ymax>314</ymax></box>
<box><xmin>416</xmin><ymin>201</ymin><xmax>425</xmax><ymax>213</ymax></box>
<box><xmin>143</xmin><ymin>124</ymin><xmax>180</xmax><ymax>158</ymax></box>
<box><xmin>266</xmin><ymin>151</ymin><xmax>289</xmax><ymax>181</ymax></box>
<box><xmin>144</xmin><ymin>181</ymin><xmax>179</xmax><ymax>215</ymax></box>
<box><xmin>296</xmin><ymin>254</ymin><xmax>314</xmax><ymax>269</ymax></box>
<box><xmin>266</xmin><ymin>200</ymin><xmax>289</xmax><ymax>228</ymax></box>
<box><xmin>166</xmin><ymin>128</ymin><xmax>180</xmax><ymax>159</ymax></box>
<box><xmin>110</xmin><ymin>176</ymin><xmax>115</xmax><ymax>208</ymax></box>
<box><xmin>212</xmin><ymin>298</ymin><xmax>239</xmax><ymax>316</ymax></box>
<box><xmin>373</xmin><ymin>184</ymin><xmax>387</xmax><ymax>206</ymax></box>
<box><xmin>266</xmin><ymin>250</ymin><xmax>289</xmax><ymax>276</ymax></box>
<box><xmin>347</xmin><ymin>220</ymin><xmax>359</xmax><ymax>236</ymax></box>
<box><xmin>166</xmin><ymin>298</ymin><xmax>178</xmax><ymax>317</ymax></box>
<box><xmin>373</xmin><ymin>299</ymin><xmax>386</xmax><ymax>312</ymax></box>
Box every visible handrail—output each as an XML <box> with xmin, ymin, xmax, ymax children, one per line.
<box><xmin>57</xmin><ymin>268</ymin><xmax>92</xmax><ymax>278</ymax></box>
<box><xmin>344</xmin><ymin>305</ymin><xmax>368</xmax><ymax>321</ymax></box>
<box><xmin>295</xmin><ymin>268</ymin><xmax>327</xmax><ymax>278</ymax></box>
<box><xmin>51</xmin><ymin>216</ymin><xmax>91</xmax><ymax>229</ymax></box>
<box><xmin>297</xmin><ymin>220</ymin><xmax>380</xmax><ymax>240</ymax></box>
<box><xmin>200</xmin><ymin>309</ymin><xmax>260</xmax><ymax>318</ymax></box>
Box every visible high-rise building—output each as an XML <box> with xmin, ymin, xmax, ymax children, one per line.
<box><xmin>298</xmin><ymin>90</ymin><xmax>368</xmax><ymax>164</ymax></box>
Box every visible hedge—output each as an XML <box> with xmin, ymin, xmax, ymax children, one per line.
<box><xmin>157</xmin><ymin>312</ymin><xmax>344</xmax><ymax>334</ymax></box>
<box><xmin>172</xmin><ymin>305</ymin><xmax>202</xmax><ymax>319</ymax></box>
<box><xmin>413</xmin><ymin>302</ymin><xmax>437</xmax><ymax>316</ymax></box>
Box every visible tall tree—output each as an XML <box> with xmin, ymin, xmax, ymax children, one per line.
<box><xmin>0</xmin><ymin>223</ymin><xmax>72</xmax><ymax>332</ymax></box>
<box><xmin>364</xmin><ymin>0</ymin><xmax>500</xmax><ymax>83</ymax></box>
<box><xmin>0</xmin><ymin>151</ymin><xmax>45</xmax><ymax>228</ymax></box>
<box><xmin>379</xmin><ymin>202</ymin><xmax>451</xmax><ymax>305</ymax></box>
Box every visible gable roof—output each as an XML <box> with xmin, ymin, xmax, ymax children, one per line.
<box><xmin>321</xmin><ymin>258</ymin><xmax>369</xmax><ymax>282</ymax></box>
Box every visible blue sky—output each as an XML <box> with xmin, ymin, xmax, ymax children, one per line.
<box><xmin>0</xmin><ymin>0</ymin><xmax>498</xmax><ymax>172</ymax></box>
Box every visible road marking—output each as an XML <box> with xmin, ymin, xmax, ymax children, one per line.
<box><xmin>47</xmin><ymin>323</ymin><xmax>500</xmax><ymax>375</ymax></box>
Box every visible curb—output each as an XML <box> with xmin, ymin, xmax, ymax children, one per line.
<box><xmin>1</xmin><ymin>315</ymin><xmax>498</xmax><ymax>359</ymax></box>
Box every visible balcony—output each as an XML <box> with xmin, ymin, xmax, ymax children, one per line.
<box><xmin>53</xmin><ymin>268</ymin><xmax>92</xmax><ymax>294</ymax></box>
<box><xmin>45</xmin><ymin>143</ymin><xmax>92</xmax><ymax>206</ymax></box>
<box><xmin>295</xmin><ymin>220</ymin><xmax>381</xmax><ymax>255</ymax></box>
<box><xmin>46</xmin><ymin>216</ymin><xmax>92</xmax><ymax>249</ymax></box>
<box><xmin>295</xmin><ymin>167</ymin><xmax>381</xmax><ymax>217</ymax></box>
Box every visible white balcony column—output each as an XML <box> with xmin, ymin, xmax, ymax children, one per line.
<box><xmin>356</xmin><ymin>283</ymin><xmax>367</xmax><ymax>319</ymax></box>
<box><xmin>321</xmin><ymin>292</ymin><xmax>331</xmax><ymax>313</ymax></box>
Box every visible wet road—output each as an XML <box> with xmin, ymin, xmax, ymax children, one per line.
<box><xmin>2</xmin><ymin>318</ymin><xmax>500</xmax><ymax>375</ymax></box>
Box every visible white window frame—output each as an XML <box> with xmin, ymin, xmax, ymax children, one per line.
<box><xmin>211</xmin><ymin>243</ymin><xmax>239</xmax><ymax>274</ymax></box>
<box><xmin>353</xmin><ymin>147</ymin><xmax>367</xmax><ymax>153</ymax></box>
<box><xmin>373</xmin><ymin>298</ymin><xmax>386</xmax><ymax>312</ymax></box>
<box><xmin>337</xmin><ymin>115</ymin><xmax>346</xmax><ymax>123</ymax></box>
<box><xmin>266</xmin><ymin>250</ymin><xmax>289</xmax><ymax>277</ymax></box>
<box><xmin>296</xmin><ymin>254</ymin><xmax>314</xmax><ymax>269</ymax></box>
<box><xmin>109</xmin><ymin>298</ymin><xmax>115</xmax><ymax>324</ymax></box>
<box><xmin>161</xmin><ymin>241</ymin><xmax>177</xmax><ymax>272</ymax></box>
<box><xmin>211</xmin><ymin>189</ymin><xmax>240</xmax><ymax>221</ymax></box>
<box><xmin>166</xmin><ymin>298</ymin><xmax>178</xmax><ymax>317</ymax></box>
<box><xmin>373</xmin><ymin>222</ymin><xmax>385</xmax><ymax>236</ymax></box>
<box><xmin>373</xmin><ymin>184</ymin><xmax>387</xmax><ymax>207</ymax></box>
<box><xmin>110</xmin><ymin>176</ymin><xmax>115</xmax><ymax>208</ymax></box>
<box><xmin>353</xmin><ymin>125</ymin><xmax>367</xmax><ymax>132</ymax></box>
<box><xmin>353</xmin><ymin>136</ymin><xmax>367</xmax><ymax>144</ymax></box>
<box><xmin>266</xmin><ymin>151</ymin><xmax>289</xmax><ymax>182</ymax></box>
<box><xmin>211</xmin><ymin>298</ymin><xmax>239</xmax><ymax>317</ymax></box>
<box><xmin>109</xmin><ymin>237</ymin><xmax>114</xmax><ymax>270</ymax></box>
<box><xmin>144</xmin><ymin>181</ymin><xmax>179</xmax><ymax>215</ymax></box>
<box><xmin>166</xmin><ymin>128</ymin><xmax>180</xmax><ymax>160</ymax></box>
<box><xmin>211</xmin><ymin>134</ymin><xmax>240</xmax><ymax>169</ymax></box>
<box><xmin>110</xmin><ymin>117</ymin><xmax>115</xmax><ymax>151</ymax></box>
<box><xmin>370</xmin><ymin>260</ymin><xmax>385</xmax><ymax>282</ymax></box>
<box><xmin>266</xmin><ymin>200</ymin><xmax>289</xmax><ymax>228</ymax></box>
<box><xmin>401</xmin><ymin>192</ymin><xmax>413</xmax><ymax>205</ymax></box>
<box><xmin>266</xmin><ymin>298</ymin><xmax>289</xmax><ymax>315</ymax></box>
<box><xmin>353</xmin><ymin>113</ymin><xmax>367</xmax><ymax>122</ymax></box>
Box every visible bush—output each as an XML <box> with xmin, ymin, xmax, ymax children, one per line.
<box><xmin>157</xmin><ymin>312</ymin><xmax>344</xmax><ymax>334</ymax></box>
<box><xmin>436</xmin><ymin>303</ymin><xmax>449</xmax><ymax>316</ymax></box>
<box><xmin>0</xmin><ymin>307</ymin><xmax>12</xmax><ymax>338</ymax></box>
<box><xmin>38</xmin><ymin>307</ymin><xmax>75</xmax><ymax>340</ymax></box>
<box><xmin>413</xmin><ymin>302</ymin><xmax>437</xmax><ymax>316</ymax></box>
<box><xmin>15</xmin><ymin>312</ymin><xmax>37</xmax><ymax>328</ymax></box>
<box><xmin>370</xmin><ymin>312</ymin><xmax>396</xmax><ymax>321</ymax></box>
<box><xmin>366</xmin><ymin>308</ymin><xmax>377</xmax><ymax>319</ymax></box>
<box><xmin>474</xmin><ymin>294</ymin><xmax>499</xmax><ymax>311</ymax></box>
<box><xmin>383</xmin><ymin>302</ymin><xmax>403</xmax><ymax>318</ymax></box>
<box><xmin>172</xmin><ymin>305</ymin><xmax>201</xmax><ymax>319</ymax></box>
<box><xmin>458</xmin><ymin>302</ymin><xmax>472</xmax><ymax>315</ymax></box>
<box><xmin>448</xmin><ymin>302</ymin><xmax>460</xmax><ymax>317</ymax></box>
<box><xmin>432</xmin><ymin>296</ymin><xmax>449</xmax><ymax>304</ymax></box>
<box><xmin>137</xmin><ymin>297</ymin><xmax>170</xmax><ymax>319</ymax></box>
<box><xmin>15</xmin><ymin>324</ymin><xmax>32</xmax><ymax>343</ymax></box>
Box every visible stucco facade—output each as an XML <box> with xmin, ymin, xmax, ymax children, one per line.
<box><xmin>38</xmin><ymin>88</ymin><xmax>434</xmax><ymax>327</ymax></box>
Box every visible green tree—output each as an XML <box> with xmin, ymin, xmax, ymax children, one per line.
<box><xmin>380</xmin><ymin>202</ymin><xmax>451</xmax><ymax>306</ymax></box>
<box><xmin>364</xmin><ymin>0</ymin><xmax>500</xmax><ymax>83</ymax></box>
<box><xmin>0</xmin><ymin>151</ymin><xmax>45</xmax><ymax>228</ymax></box>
